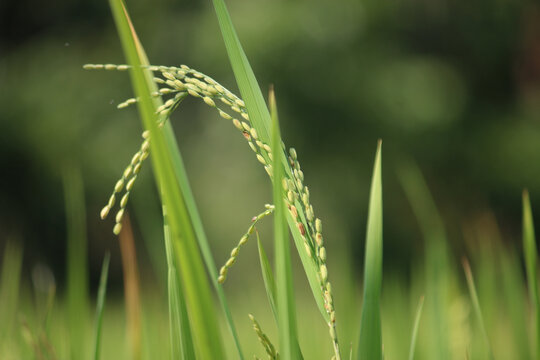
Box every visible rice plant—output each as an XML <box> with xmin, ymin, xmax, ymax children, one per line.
<box><xmin>0</xmin><ymin>1</ymin><xmax>538</xmax><ymax>360</ymax></box>
<box><xmin>82</xmin><ymin>0</ymin><xmax>538</xmax><ymax>359</ymax></box>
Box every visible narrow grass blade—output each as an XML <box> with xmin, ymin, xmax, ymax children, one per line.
<box><xmin>0</xmin><ymin>241</ymin><xmax>23</xmax><ymax>349</ymax></box>
<box><xmin>271</xmin><ymin>89</ymin><xmax>300</xmax><ymax>360</ymax></box>
<box><xmin>523</xmin><ymin>189</ymin><xmax>539</xmax><ymax>359</ymax></box>
<box><xmin>399</xmin><ymin>162</ymin><xmax>450</xmax><ymax>360</ymax></box>
<box><xmin>358</xmin><ymin>140</ymin><xmax>383</xmax><ymax>360</ymax></box>
<box><xmin>462</xmin><ymin>258</ymin><xmax>494</xmax><ymax>359</ymax></box>
<box><xmin>257</xmin><ymin>235</ymin><xmax>278</xmax><ymax>319</ymax></box>
<box><xmin>164</xmin><ymin>220</ymin><xmax>195</xmax><ymax>360</ymax></box>
<box><xmin>108</xmin><ymin>1</ymin><xmax>225</xmax><ymax>358</ymax></box>
<box><xmin>62</xmin><ymin>166</ymin><xmax>89</xmax><ymax>359</ymax></box>
<box><xmin>93</xmin><ymin>252</ymin><xmax>111</xmax><ymax>360</ymax></box>
<box><xmin>408</xmin><ymin>296</ymin><xmax>424</xmax><ymax>360</ymax></box>
<box><xmin>211</xmin><ymin>0</ymin><xmax>271</xmax><ymax>143</ymax></box>
<box><xmin>500</xmin><ymin>247</ymin><xmax>530</xmax><ymax>359</ymax></box>
<box><xmin>118</xmin><ymin>216</ymin><xmax>142</xmax><ymax>360</ymax></box>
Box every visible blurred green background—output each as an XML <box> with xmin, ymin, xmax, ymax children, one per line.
<box><xmin>1</xmin><ymin>0</ymin><xmax>540</xmax><ymax>357</ymax></box>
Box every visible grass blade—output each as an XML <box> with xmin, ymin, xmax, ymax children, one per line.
<box><xmin>358</xmin><ymin>140</ymin><xmax>383</xmax><ymax>360</ymax></box>
<box><xmin>399</xmin><ymin>161</ymin><xmax>450</xmax><ymax>359</ymax></box>
<box><xmin>408</xmin><ymin>296</ymin><xmax>424</xmax><ymax>360</ymax></box>
<box><xmin>210</xmin><ymin>0</ymin><xmax>271</xmax><ymax>143</ymax></box>
<box><xmin>63</xmin><ymin>166</ymin><xmax>89</xmax><ymax>359</ymax></box>
<box><xmin>500</xmin><ymin>247</ymin><xmax>531</xmax><ymax>359</ymax></box>
<box><xmin>164</xmin><ymin>220</ymin><xmax>195</xmax><ymax>360</ymax></box>
<box><xmin>462</xmin><ymin>258</ymin><xmax>494</xmax><ymax>359</ymax></box>
<box><xmin>257</xmin><ymin>235</ymin><xmax>278</xmax><ymax>319</ymax></box>
<box><xmin>108</xmin><ymin>1</ymin><xmax>225</xmax><ymax>358</ymax></box>
<box><xmin>523</xmin><ymin>189</ymin><xmax>539</xmax><ymax>359</ymax></box>
<box><xmin>271</xmin><ymin>89</ymin><xmax>300</xmax><ymax>360</ymax></box>
<box><xmin>93</xmin><ymin>252</ymin><xmax>111</xmax><ymax>360</ymax></box>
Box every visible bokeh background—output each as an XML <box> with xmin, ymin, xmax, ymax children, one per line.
<box><xmin>1</xmin><ymin>0</ymin><xmax>540</xmax><ymax>358</ymax></box>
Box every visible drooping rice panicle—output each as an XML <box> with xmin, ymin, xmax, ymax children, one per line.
<box><xmin>248</xmin><ymin>314</ymin><xmax>279</xmax><ymax>360</ymax></box>
<box><xmin>218</xmin><ymin>205</ymin><xmax>274</xmax><ymax>284</ymax></box>
<box><xmin>86</xmin><ymin>63</ymin><xmax>340</xmax><ymax>356</ymax></box>
<box><xmin>100</xmin><ymin>131</ymin><xmax>150</xmax><ymax>235</ymax></box>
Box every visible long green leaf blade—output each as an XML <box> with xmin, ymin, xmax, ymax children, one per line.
<box><xmin>93</xmin><ymin>252</ymin><xmax>111</xmax><ymax>360</ymax></box>
<box><xmin>408</xmin><ymin>296</ymin><xmax>424</xmax><ymax>360</ymax></box>
<box><xmin>358</xmin><ymin>140</ymin><xmax>383</xmax><ymax>360</ymax></box>
<box><xmin>257</xmin><ymin>235</ymin><xmax>278</xmax><ymax>320</ymax></box>
<box><xmin>108</xmin><ymin>1</ymin><xmax>225</xmax><ymax>358</ymax></box>
<box><xmin>523</xmin><ymin>189</ymin><xmax>539</xmax><ymax>359</ymax></box>
<box><xmin>271</xmin><ymin>90</ymin><xmax>300</xmax><ymax>360</ymax></box>
<box><xmin>462</xmin><ymin>258</ymin><xmax>494</xmax><ymax>359</ymax></box>
<box><xmin>210</xmin><ymin>0</ymin><xmax>271</xmax><ymax>142</ymax></box>
<box><xmin>165</xmin><ymin>223</ymin><xmax>195</xmax><ymax>360</ymax></box>
<box><xmin>500</xmin><ymin>247</ymin><xmax>531</xmax><ymax>359</ymax></box>
<box><xmin>399</xmin><ymin>162</ymin><xmax>450</xmax><ymax>359</ymax></box>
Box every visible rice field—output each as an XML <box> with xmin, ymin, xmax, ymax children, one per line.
<box><xmin>0</xmin><ymin>0</ymin><xmax>538</xmax><ymax>359</ymax></box>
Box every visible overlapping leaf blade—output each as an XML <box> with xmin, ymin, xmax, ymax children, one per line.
<box><xmin>358</xmin><ymin>140</ymin><xmax>383</xmax><ymax>360</ymax></box>
<box><xmin>108</xmin><ymin>1</ymin><xmax>226</xmax><ymax>358</ymax></box>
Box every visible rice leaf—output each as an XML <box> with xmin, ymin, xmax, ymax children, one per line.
<box><xmin>164</xmin><ymin>222</ymin><xmax>195</xmax><ymax>360</ymax></box>
<box><xmin>523</xmin><ymin>189</ymin><xmax>539</xmax><ymax>359</ymax></box>
<box><xmin>271</xmin><ymin>89</ymin><xmax>301</xmax><ymax>360</ymax></box>
<box><xmin>398</xmin><ymin>161</ymin><xmax>450</xmax><ymax>360</ymax></box>
<box><xmin>408</xmin><ymin>296</ymin><xmax>424</xmax><ymax>360</ymax></box>
<box><xmin>210</xmin><ymin>0</ymin><xmax>271</xmax><ymax>143</ymax></box>
<box><xmin>108</xmin><ymin>1</ymin><xmax>225</xmax><ymax>358</ymax></box>
<box><xmin>500</xmin><ymin>247</ymin><xmax>530</xmax><ymax>359</ymax></box>
<box><xmin>93</xmin><ymin>252</ymin><xmax>111</xmax><ymax>360</ymax></box>
<box><xmin>257</xmin><ymin>235</ymin><xmax>278</xmax><ymax>319</ymax></box>
<box><xmin>462</xmin><ymin>258</ymin><xmax>494</xmax><ymax>359</ymax></box>
<box><xmin>358</xmin><ymin>140</ymin><xmax>383</xmax><ymax>360</ymax></box>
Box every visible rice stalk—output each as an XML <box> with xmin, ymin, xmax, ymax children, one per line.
<box><xmin>270</xmin><ymin>88</ymin><xmax>301</xmax><ymax>360</ymax></box>
<box><xmin>92</xmin><ymin>252</ymin><xmax>111</xmax><ymax>360</ymax></box>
